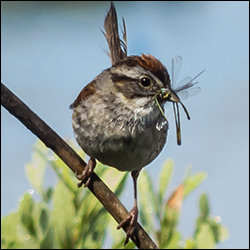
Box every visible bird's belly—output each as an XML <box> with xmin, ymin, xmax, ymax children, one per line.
<box><xmin>77</xmin><ymin>121</ymin><xmax>168</xmax><ymax>172</ymax></box>
<box><xmin>72</xmin><ymin>98</ymin><xmax>169</xmax><ymax>172</ymax></box>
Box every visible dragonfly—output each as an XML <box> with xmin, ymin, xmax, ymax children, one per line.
<box><xmin>155</xmin><ymin>55</ymin><xmax>205</xmax><ymax>145</ymax></box>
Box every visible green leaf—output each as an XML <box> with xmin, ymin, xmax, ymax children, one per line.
<box><xmin>39</xmin><ymin>207</ymin><xmax>50</xmax><ymax>234</ymax></box>
<box><xmin>196</xmin><ymin>223</ymin><xmax>216</xmax><ymax>249</ymax></box>
<box><xmin>185</xmin><ymin>237</ymin><xmax>196</xmax><ymax>249</ymax></box>
<box><xmin>165</xmin><ymin>230</ymin><xmax>182</xmax><ymax>249</ymax></box>
<box><xmin>217</xmin><ymin>224</ymin><xmax>230</xmax><ymax>243</ymax></box>
<box><xmin>40</xmin><ymin>225</ymin><xmax>55</xmax><ymax>249</ymax></box>
<box><xmin>208</xmin><ymin>215</ymin><xmax>230</xmax><ymax>243</ymax></box>
<box><xmin>1</xmin><ymin>212</ymin><xmax>20</xmax><ymax>249</ymax></box>
<box><xmin>199</xmin><ymin>193</ymin><xmax>210</xmax><ymax>219</ymax></box>
<box><xmin>138</xmin><ymin>169</ymin><xmax>157</xmax><ymax>233</ymax></box>
<box><xmin>158</xmin><ymin>159</ymin><xmax>174</xmax><ymax>209</ymax></box>
<box><xmin>45</xmin><ymin>187</ymin><xmax>53</xmax><ymax>203</ymax></box>
<box><xmin>184</xmin><ymin>171</ymin><xmax>207</xmax><ymax>198</ymax></box>
<box><xmin>52</xmin><ymin>181</ymin><xmax>76</xmax><ymax>249</ymax></box>
<box><xmin>19</xmin><ymin>193</ymin><xmax>37</xmax><ymax>238</ymax></box>
<box><xmin>160</xmin><ymin>207</ymin><xmax>180</xmax><ymax>248</ymax></box>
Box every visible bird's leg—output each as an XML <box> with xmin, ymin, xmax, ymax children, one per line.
<box><xmin>76</xmin><ymin>157</ymin><xmax>96</xmax><ymax>188</ymax></box>
<box><xmin>117</xmin><ymin>169</ymin><xmax>141</xmax><ymax>245</ymax></box>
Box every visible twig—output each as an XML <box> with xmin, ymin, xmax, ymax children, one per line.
<box><xmin>1</xmin><ymin>82</ymin><xmax>158</xmax><ymax>249</ymax></box>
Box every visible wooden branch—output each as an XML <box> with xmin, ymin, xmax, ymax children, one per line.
<box><xmin>1</xmin><ymin>82</ymin><xmax>158</xmax><ymax>249</ymax></box>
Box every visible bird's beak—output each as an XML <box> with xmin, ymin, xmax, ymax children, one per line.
<box><xmin>168</xmin><ymin>89</ymin><xmax>181</xmax><ymax>102</ymax></box>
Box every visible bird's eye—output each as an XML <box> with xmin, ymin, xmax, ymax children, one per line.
<box><xmin>139</xmin><ymin>76</ymin><xmax>152</xmax><ymax>88</ymax></box>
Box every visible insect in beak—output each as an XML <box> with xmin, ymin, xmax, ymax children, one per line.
<box><xmin>160</xmin><ymin>88</ymin><xmax>191</xmax><ymax>145</ymax></box>
<box><xmin>154</xmin><ymin>56</ymin><xmax>204</xmax><ymax>146</ymax></box>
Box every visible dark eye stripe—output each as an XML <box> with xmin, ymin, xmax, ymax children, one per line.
<box><xmin>111</xmin><ymin>73</ymin><xmax>137</xmax><ymax>83</ymax></box>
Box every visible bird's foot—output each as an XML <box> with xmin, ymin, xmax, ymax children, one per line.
<box><xmin>117</xmin><ymin>206</ymin><xmax>138</xmax><ymax>246</ymax></box>
<box><xmin>76</xmin><ymin>158</ymin><xmax>96</xmax><ymax>188</ymax></box>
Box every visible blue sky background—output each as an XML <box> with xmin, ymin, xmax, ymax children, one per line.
<box><xmin>1</xmin><ymin>1</ymin><xmax>249</xmax><ymax>248</ymax></box>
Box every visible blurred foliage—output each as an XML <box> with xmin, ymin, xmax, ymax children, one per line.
<box><xmin>1</xmin><ymin>140</ymin><xmax>229</xmax><ymax>249</ymax></box>
<box><xmin>138</xmin><ymin>160</ymin><xmax>229</xmax><ymax>249</ymax></box>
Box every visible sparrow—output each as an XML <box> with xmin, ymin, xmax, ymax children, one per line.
<box><xmin>70</xmin><ymin>2</ymin><xmax>202</xmax><ymax>245</ymax></box>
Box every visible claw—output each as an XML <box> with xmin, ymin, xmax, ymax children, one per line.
<box><xmin>117</xmin><ymin>205</ymin><xmax>138</xmax><ymax>245</ymax></box>
<box><xmin>76</xmin><ymin>158</ymin><xmax>96</xmax><ymax>187</ymax></box>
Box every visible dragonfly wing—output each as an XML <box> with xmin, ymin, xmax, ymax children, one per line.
<box><xmin>171</xmin><ymin>57</ymin><xmax>204</xmax><ymax>100</ymax></box>
<box><xmin>172</xmin><ymin>56</ymin><xmax>182</xmax><ymax>87</ymax></box>
<box><xmin>177</xmin><ymin>86</ymin><xmax>201</xmax><ymax>100</ymax></box>
<box><xmin>177</xmin><ymin>90</ymin><xmax>189</xmax><ymax>100</ymax></box>
<box><xmin>175</xmin><ymin>81</ymin><xmax>199</xmax><ymax>92</ymax></box>
<box><xmin>174</xmin><ymin>76</ymin><xmax>192</xmax><ymax>90</ymax></box>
